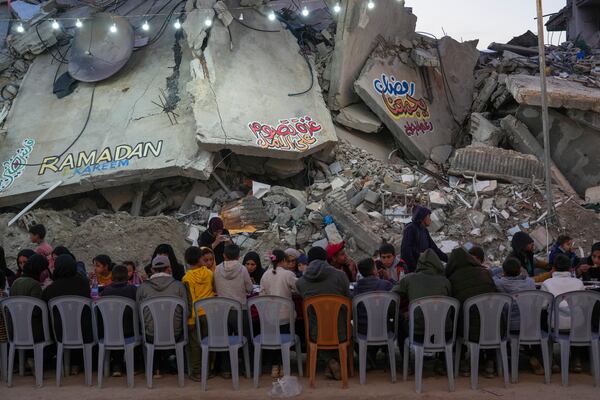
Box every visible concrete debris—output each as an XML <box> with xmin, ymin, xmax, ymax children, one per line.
<box><xmin>449</xmin><ymin>145</ymin><xmax>544</xmax><ymax>184</ymax></box>
<box><xmin>585</xmin><ymin>186</ymin><xmax>600</xmax><ymax>204</ymax></box>
<box><xmin>324</xmin><ymin>222</ymin><xmax>343</xmax><ymax>244</ymax></box>
<box><xmin>429</xmin><ymin>145</ymin><xmax>454</xmax><ymax>165</ymax></box>
<box><xmin>410</xmin><ymin>48</ymin><xmax>439</xmax><ymax>67</ymax></box>
<box><xmin>7</xmin><ymin>20</ymin><xmax>59</xmax><ymax>56</ymax></box>
<box><xmin>221</xmin><ymin>196</ymin><xmax>270</xmax><ymax>231</ymax></box>
<box><xmin>429</xmin><ymin>191</ymin><xmax>448</xmax><ymax>208</ymax></box>
<box><xmin>193</xmin><ymin>196</ymin><xmax>214</xmax><ymax>209</ymax></box>
<box><xmin>335</xmin><ymin>103</ymin><xmax>383</xmax><ymax>134</ymax></box>
<box><xmin>470</xmin><ymin>112</ymin><xmax>504</xmax><ymax>146</ymax></box>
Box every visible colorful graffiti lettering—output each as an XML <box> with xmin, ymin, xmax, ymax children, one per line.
<box><xmin>248</xmin><ymin>116</ymin><xmax>321</xmax><ymax>151</ymax></box>
<box><xmin>373</xmin><ymin>74</ymin><xmax>415</xmax><ymax>97</ymax></box>
<box><xmin>0</xmin><ymin>138</ymin><xmax>35</xmax><ymax>193</ymax></box>
<box><xmin>404</xmin><ymin>121</ymin><xmax>434</xmax><ymax>137</ymax></box>
<box><xmin>383</xmin><ymin>94</ymin><xmax>431</xmax><ymax>120</ymax></box>
<box><xmin>38</xmin><ymin>140</ymin><xmax>163</xmax><ymax>176</ymax></box>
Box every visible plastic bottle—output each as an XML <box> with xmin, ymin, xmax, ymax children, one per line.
<box><xmin>91</xmin><ymin>276</ymin><xmax>99</xmax><ymax>300</ymax></box>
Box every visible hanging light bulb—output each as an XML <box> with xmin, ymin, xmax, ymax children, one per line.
<box><xmin>367</xmin><ymin>0</ymin><xmax>375</xmax><ymax>9</ymax></box>
<box><xmin>174</xmin><ymin>19</ymin><xmax>182</xmax><ymax>29</ymax></box>
<box><xmin>239</xmin><ymin>13</ymin><xmax>244</xmax><ymax>21</ymax></box>
<box><xmin>204</xmin><ymin>18</ymin><xmax>212</xmax><ymax>27</ymax></box>
<box><xmin>142</xmin><ymin>20</ymin><xmax>150</xmax><ymax>31</ymax></box>
<box><xmin>51</xmin><ymin>20</ymin><xmax>60</xmax><ymax>30</ymax></box>
<box><xmin>333</xmin><ymin>3</ymin><xmax>341</xmax><ymax>13</ymax></box>
<box><xmin>268</xmin><ymin>11</ymin><xmax>276</xmax><ymax>21</ymax></box>
<box><xmin>109</xmin><ymin>23</ymin><xmax>117</xmax><ymax>33</ymax></box>
<box><xmin>16</xmin><ymin>23</ymin><xmax>25</xmax><ymax>33</ymax></box>
<box><xmin>301</xmin><ymin>6</ymin><xmax>309</xmax><ymax>17</ymax></box>
<box><xmin>75</xmin><ymin>19</ymin><xmax>83</xmax><ymax>28</ymax></box>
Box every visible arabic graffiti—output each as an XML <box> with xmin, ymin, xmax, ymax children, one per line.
<box><xmin>0</xmin><ymin>138</ymin><xmax>35</xmax><ymax>193</ymax></box>
<box><xmin>372</xmin><ymin>73</ymin><xmax>435</xmax><ymax>137</ymax></box>
<box><xmin>248</xmin><ymin>116</ymin><xmax>322</xmax><ymax>151</ymax></box>
<box><xmin>404</xmin><ymin>121</ymin><xmax>434</xmax><ymax>137</ymax></box>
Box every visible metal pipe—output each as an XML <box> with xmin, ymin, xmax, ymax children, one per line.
<box><xmin>8</xmin><ymin>180</ymin><xmax>63</xmax><ymax>226</ymax></box>
<box><xmin>535</xmin><ymin>0</ymin><xmax>555</xmax><ymax>223</ymax></box>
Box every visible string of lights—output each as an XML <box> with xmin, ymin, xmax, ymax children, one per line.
<box><xmin>5</xmin><ymin>0</ymin><xmax>403</xmax><ymax>35</ymax></box>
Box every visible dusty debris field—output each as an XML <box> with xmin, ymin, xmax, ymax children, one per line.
<box><xmin>5</xmin><ymin>370</ymin><xmax>600</xmax><ymax>400</ymax></box>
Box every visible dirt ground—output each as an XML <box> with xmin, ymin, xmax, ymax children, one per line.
<box><xmin>5</xmin><ymin>368</ymin><xmax>600</xmax><ymax>400</ymax></box>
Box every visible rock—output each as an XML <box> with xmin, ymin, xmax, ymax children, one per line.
<box><xmin>328</xmin><ymin>161</ymin><xmax>343</xmax><ymax>175</ymax></box>
<box><xmin>481</xmin><ymin>198</ymin><xmax>494</xmax><ymax>213</ymax></box>
<box><xmin>193</xmin><ymin>196</ymin><xmax>214</xmax><ymax>208</ymax></box>
<box><xmin>470</xmin><ymin>113</ymin><xmax>504</xmax><ymax>146</ymax></box>
<box><xmin>291</xmin><ymin>205</ymin><xmax>306</xmax><ymax>221</ymax></box>
<box><xmin>330</xmin><ymin>177</ymin><xmax>348</xmax><ymax>191</ymax></box>
<box><xmin>410</xmin><ymin>48</ymin><xmax>439</xmax><ymax>67</ymax></box>
<box><xmin>325</xmin><ymin>223</ymin><xmax>344</xmax><ymax>244</ymax></box>
<box><xmin>308</xmin><ymin>211</ymin><xmax>323</xmax><ymax>227</ymax></box>
<box><xmin>429</xmin><ymin>191</ymin><xmax>448</xmax><ymax>208</ymax></box>
<box><xmin>367</xmin><ymin>211</ymin><xmax>384</xmax><ymax>223</ymax></box>
<box><xmin>507</xmin><ymin>74</ymin><xmax>600</xmax><ymax>113</ymax></box>
<box><xmin>349</xmin><ymin>188</ymin><xmax>368</xmax><ymax>208</ymax></box>
<box><xmin>430</xmin><ymin>145</ymin><xmax>454</xmax><ymax>165</ymax></box>
<box><xmin>468</xmin><ymin>210</ymin><xmax>486</xmax><ymax>228</ymax></box>
<box><xmin>364</xmin><ymin>189</ymin><xmax>380</xmax><ymax>205</ymax></box>
<box><xmin>274</xmin><ymin>209</ymin><xmax>292</xmax><ymax>225</ymax></box>
<box><xmin>335</xmin><ymin>103</ymin><xmax>383</xmax><ymax>133</ymax></box>
<box><xmin>306</xmin><ymin>201</ymin><xmax>322</xmax><ymax>212</ymax></box>
<box><xmin>585</xmin><ymin>186</ymin><xmax>600</xmax><ymax>204</ymax></box>
<box><xmin>429</xmin><ymin>208</ymin><xmax>446</xmax><ymax>233</ymax></box>
<box><xmin>296</xmin><ymin>224</ymin><xmax>314</xmax><ymax>246</ymax></box>
<box><xmin>270</xmin><ymin>186</ymin><xmax>307</xmax><ymax>209</ymax></box>
<box><xmin>472</xmin><ymin>72</ymin><xmax>498</xmax><ymax>113</ymax></box>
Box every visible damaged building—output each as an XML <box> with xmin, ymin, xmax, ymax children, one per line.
<box><xmin>1</xmin><ymin>0</ymin><xmax>600</xmax><ymax>272</ymax></box>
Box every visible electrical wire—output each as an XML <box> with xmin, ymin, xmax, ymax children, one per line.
<box><xmin>35</xmin><ymin>24</ymin><xmax>69</xmax><ymax>64</ymax></box>
<box><xmin>22</xmin><ymin>85</ymin><xmax>96</xmax><ymax>167</ymax></box>
<box><xmin>233</xmin><ymin>17</ymin><xmax>280</xmax><ymax>33</ymax></box>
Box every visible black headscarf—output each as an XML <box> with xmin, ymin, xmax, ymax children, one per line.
<box><xmin>510</xmin><ymin>232</ymin><xmax>535</xmax><ymax>276</ymax></box>
<box><xmin>23</xmin><ymin>254</ymin><xmax>48</xmax><ymax>281</ymax></box>
<box><xmin>243</xmin><ymin>251</ymin><xmax>264</xmax><ymax>283</ymax></box>
<box><xmin>0</xmin><ymin>246</ymin><xmax>16</xmax><ymax>285</ymax></box>
<box><xmin>53</xmin><ymin>255</ymin><xmax>78</xmax><ymax>280</ymax></box>
<box><xmin>145</xmin><ymin>244</ymin><xmax>185</xmax><ymax>281</ymax></box>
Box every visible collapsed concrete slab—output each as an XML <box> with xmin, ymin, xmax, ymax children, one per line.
<box><xmin>354</xmin><ymin>38</ymin><xmax>479</xmax><ymax>161</ymax></box>
<box><xmin>506</xmin><ymin>74</ymin><xmax>600</xmax><ymax>113</ymax></box>
<box><xmin>0</xmin><ymin>32</ymin><xmax>214</xmax><ymax>207</ymax></box>
<box><xmin>334</xmin><ymin>103</ymin><xmax>382</xmax><ymax>133</ymax></box>
<box><xmin>185</xmin><ymin>2</ymin><xmax>337</xmax><ymax>159</ymax></box>
<box><xmin>516</xmin><ymin>105</ymin><xmax>600</xmax><ymax>195</ymax></box>
<box><xmin>449</xmin><ymin>145</ymin><xmax>544</xmax><ymax>184</ymax></box>
<box><xmin>327</xmin><ymin>1</ymin><xmax>416</xmax><ymax>110</ymax></box>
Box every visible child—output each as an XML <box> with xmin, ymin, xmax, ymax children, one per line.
<box><xmin>297</xmin><ymin>254</ymin><xmax>309</xmax><ymax>275</ymax></box>
<box><xmin>214</xmin><ymin>244</ymin><xmax>253</xmax><ymax>306</ymax></box>
<box><xmin>90</xmin><ymin>254</ymin><xmax>114</xmax><ymax>286</ymax></box>
<box><xmin>259</xmin><ymin>250</ymin><xmax>298</xmax><ymax>378</ymax></box>
<box><xmin>375</xmin><ymin>243</ymin><xmax>407</xmax><ymax>282</ymax></box>
<box><xmin>243</xmin><ymin>251</ymin><xmax>264</xmax><ymax>284</ymax></box>
<box><xmin>29</xmin><ymin>224</ymin><xmax>53</xmax><ymax>258</ymax></box>
<box><xmin>284</xmin><ymin>248</ymin><xmax>303</xmax><ymax>278</ymax></box>
<box><xmin>549</xmin><ymin>235</ymin><xmax>578</xmax><ymax>268</ymax></box>
<box><xmin>123</xmin><ymin>261</ymin><xmax>144</xmax><ymax>285</ymax></box>
<box><xmin>576</xmin><ymin>242</ymin><xmax>600</xmax><ymax>282</ymax></box>
<box><xmin>182</xmin><ymin>246</ymin><xmax>216</xmax><ymax>381</ymax></box>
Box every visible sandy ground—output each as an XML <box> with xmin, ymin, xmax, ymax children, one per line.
<box><xmin>5</xmin><ymin>367</ymin><xmax>600</xmax><ymax>400</ymax></box>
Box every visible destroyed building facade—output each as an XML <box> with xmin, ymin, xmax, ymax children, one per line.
<box><xmin>547</xmin><ymin>0</ymin><xmax>600</xmax><ymax>48</ymax></box>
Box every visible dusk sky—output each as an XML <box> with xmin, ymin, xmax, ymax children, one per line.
<box><xmin>407</xmin><ymin>0</ymin><xmax>567</xmax><ymax>48</ymax></box>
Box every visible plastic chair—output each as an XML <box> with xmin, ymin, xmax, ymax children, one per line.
<box><xmin>454</xmin><ymin>293</ymin><xmax>511</xmax><ymax>390</ymax></box>
<box><xmin>550</xmin><ymin>290</ymin><xmax>600</xmax><ymax>387</ymax></box>
<box><xmin>352</xmin><ymin>291</ymin><xmax>400</xmax><ymax>385</ymax></box>
<box><xmin>509</xmin><ymin>290</ymin><xmax>553</xmax><ymax>384</ymax></box>
<box><xmin>93</xmin><ymin>297</ymin><xmax>142</xmax><ymax>388</ymax></box>
<box><xmin>194</xmin><ymin>297</ymin><xmax>251</xmax><ymax>391</ymax></box>
<box><xmin>139</xmin><ymin>296</ymin><xmax>188</xmax><ymax>388</ymax></box>
<box><xmin>2</xmin><ymin>296</ymin><xmax>53</xmax><ymax>387</ymax></box>
<box><xmin>247</xmin><ymin>296</ymin><xmax>303</xmax><ymax>388</ymax></box>
<box><xmin>48</xmin><ymin>296</ymin><xmax>95</xmax><ymax>386</ymax></box>
<box><xmin>303</xmin><ymin>295</ymin><xmax>354</xmax><ymax>389</ymax></box>
<box><xmin>403</xmin><ymin>296</ymin><xmax>459</xmax><ymax>393</ymax></box>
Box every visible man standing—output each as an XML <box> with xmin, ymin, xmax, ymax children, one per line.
<box><xmin>400</xmin><ymin>205</ymin><xmax>448</xmax><ymax>272</ymax></box>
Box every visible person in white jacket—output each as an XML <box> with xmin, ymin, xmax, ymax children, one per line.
<box><xmin>259</xmin><ymin>249</ymin><xmax>298</xmax><ymax>378</ymax></box>
<box><xmin>540</xmin><ymin>253</ymin><xmax>585</xmax><ymax>372</ymax></box>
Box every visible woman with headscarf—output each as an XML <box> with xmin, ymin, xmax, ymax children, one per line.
<box><xmin>0</xmin><ymin>246</ymin><xmax>16</xmax><ymax>288</ymax></box>
<box><xmin>15</xmin><ymin>249</ymin><xmax>35</xmax><ymax>280</ymax></box>
<box><xmin>243</xmin><ymin>251</ymin><xmax>264</xmax><ymax>284</ymax></box>
<box><xmin>198</xmin><ymin>217</ymin><xmax>231</xmax><ymax>266</ymax></box>
<box><xmin>144</xmin><ymin>243</ymin><xmax>185</xmax><ymax>281</ymax></box>
<box><xmin>10</xmin><ymin>254</ymin><xmax>46</xmax><ymax>342</ymax></box>
<box><xmin>51</xmin><ymin>246</ymin><xmax>88</xmax><ymax>282</ymax></box>
<box><xmin>43</xmin><ymin>254</ymin><xmax>93</xmax><ymax>375</ymax></box>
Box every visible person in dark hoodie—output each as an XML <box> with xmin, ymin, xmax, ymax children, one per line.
<box><xmin>548</xmin><ymin>235</ymin><xmax>578</xmax><ymax>268</ymax></box>
<box><xmin>446</xmin><ymin>247</ymin><xmax>498</xmax><ymax>378</ymax></box>
<box><xmin>577</xmin><ymin>242</ymin><xmax>600</xmax><ymax>281</ymax></box>
<box><xmin>51</xmin><ymin>246</ymin><xmax>88</xmax><ymax>282</ymax></box>
<box><xmin>15</xmin><ymin>248</ymin><xmax>35</xmax><ymax>280</ymax></box>
<box><xmin>137</xmin><ymin>255</ymin><xmax>187</xmax><ymax>377</ymax></box>
<box><xmin>43</xmin><ymin>254</ymin><xmax>93</xmax><ymax>376</ymax></box>
<box><xmin>400</xmin><ymin>205</ymin><xmax>448</xmax><ymax>272</ymax></box>
<box><xmin>295</xmin><ymin>246</ymin><xmax>350</xmax><ymax>381</ymax></box>
<box><xmin>0</xmin><ymin>246</ymin><xmax>16</xmax><ymax>288</ymax></box>
<box><xmin>198</xmin><ymin>217</ymin><xmax>232</xmax><ymax>266</ymax></box>
<box><xmin>510</xmin><ymin>232</ymin><xmax>549</xmax><ymax>277</ymax></box>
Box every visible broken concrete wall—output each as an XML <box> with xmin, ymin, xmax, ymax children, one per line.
<box><xmin>327</xmin><ymin>1</ymin><xmax>416</xmax><ymax>110</ymax></box>
<box><xmin>516</xmin><ymin>105</ymin><xmax>600</xmax><ymax>195</ymax></box>
<box><xmin>185</xmin><ymin>0</ymin><xmax>337</xmax><ymax>160</ymax></box>
<box><xmin>354</xmin><ymin>38</ymin><xmax>479</xmax><ymax>161</ymax></box>
<box><xmin>0</xmin><ymin>31</ymin><xmax>214</xmax><ymax>207</ymax></box>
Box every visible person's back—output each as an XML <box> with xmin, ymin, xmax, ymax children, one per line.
<box><xmin>494</xmin><ymin>257</ymin><xmax>535</xmax><ymax>332</ymax></box>
<box><xmin>42</xmin><ymin>255</ymin><xmax>93</xmax><ymax>343</ymax></box>
<box><xmin>354</xmin><ymin>258</ymin><xmax>393</xmax><ymax>335</ymax></box>
<box><xmin>214</xmin><ymin>244</ymin><xmax>253</xmax><ymax>305</ymax></box>
<box><xmin>541</xmin><ymin>253</ymin><xmax>585</xmax><ymax>330</ymax></box>
<box><xmin>296</xmin><ymin>247</ymin><xmax>350</xmax><ymax>299</ymax></box>
<box><xmin>101</xmin><ymin>265</ymin><xmax>138</xmax><ymax>340</ymax></box>
<box><xmin>10</xmin><ymin>254</ymin><xmax>45</xmax><ymax>342</ymax></box>
<box><xmin>137</xmin><ymin>255</ymin><xmax>187</xmax><ymax>341</ymax></box>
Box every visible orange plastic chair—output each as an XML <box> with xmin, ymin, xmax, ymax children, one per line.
<box><xmin>303</xmin><ymin>295</ymin><xmax>354</xmax><ymax>388</ymax></box>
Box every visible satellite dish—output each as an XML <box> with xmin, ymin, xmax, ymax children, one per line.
<box><xmin>69</xmin><ymin>13</ymin><xmax>134</xmax><ymax>82</ymax></box>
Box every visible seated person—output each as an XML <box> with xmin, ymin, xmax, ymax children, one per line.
<box><xmin>327</xmin><ymin>241</ymin><xmax>358</xmax><ymax>282</ymax></box>
<box><xmin>375</xmin><ymin>243</ymin><xmax>407</xmax><ymax>282</ymax></box>
<box><xmin>575</xmin><ymin>242</ymin><xmax>600</xmax><ymax>282</ymax></box>
<box><xmin>549</xmin><ymin>235</ymin><xmax>578</xmax><ymax>268</ymax></box>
